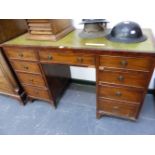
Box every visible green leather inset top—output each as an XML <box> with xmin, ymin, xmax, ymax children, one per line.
<box><xmin>3</xmin><ymin>29</ymin><xmax>155</xmax><ymax>53</ymax></box>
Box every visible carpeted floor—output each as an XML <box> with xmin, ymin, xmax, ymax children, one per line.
<box><xmin>0</xmin><ymin>83</ymin><xmax>155</xmax><ymax>135</ymax></box>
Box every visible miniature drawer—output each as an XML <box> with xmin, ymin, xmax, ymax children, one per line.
<box><xmin>4</xmin><ymin>47</ymin><xmax>37</xmax><ymax>61</ymax></box>
<box><xmin>39</xmin><ymin>50</ymin><xmax>95</xmax><ymax>66</ymax></box>
<box><xmin>99</xmin><ymin>55</ymin><xmax>152</xmax><ymax>71</ymax></box>
<box><xmin>11</xmin><ymin>61</ymin><xmax>41</xmax><ymax>74</ymax></box>
<box><xmin>24</xmin><ymin>86</ymin><xmax>50</xmax><ymax>100</ymax></box>
<box><xmin>98</xmin><ymin>69</ymin><xmax>148</xmax><ymax>88</ymax></box>
<box><xmin>16</xmin><ymin>72</ymin><xmax>46</xmax><ymax>87</ymax></box>
<box><xmin>98</xmin><ymin>98</ymin><xmax>139</xmax><ymax>119</ymax></box>
<box><xmin>98</xmin><ymin>84</ymin><xmax>143</xmax><ymax>103</ymax></box>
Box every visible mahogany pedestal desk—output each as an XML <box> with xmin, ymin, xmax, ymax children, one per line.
<box><xmin>2</xmin><ymin>29</ymin><xmax>155</xmax><ymax>120</ymax></box>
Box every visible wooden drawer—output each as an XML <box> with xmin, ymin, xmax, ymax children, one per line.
<box><xmin>98</xmin><ymin>84</ymin><xmax>143</xmax><ymax>103</ymax></box>
<box><xmin>98</xmin><ymin>69</ymin><xmax>148</xmax><ymax>88</ymax></box>
<box><xmin>11</xmin><ymin>61</ymin><xmax>41</xmax><ymax>74</ymax></box>
<box><xmin>98</xmin><ymin>98</ymin><xmax>139</xmax><ymax>119</ymax></box>
<box><xmin>39</xmin><ymin>50</ymin><xmax>95</xmax><ymax>66</ymax></box>
<box><xmin>24</xmin><ymin>86</ymin><xmax>50</xmax><ymax>100</ymax></box>
<box><xmin>4</xmin><ymin>47</ymin><xmax>37</xmax><ymax>61</ymax></box>
<box><xmin>17</xmin><ymin>72</ymin><xmax>46</xmax><ymax>87</ymax></box>
<box><xmin>99</xmin><ymin>55</ymin><xmax>152</xmax><ymax>71</ymax></box>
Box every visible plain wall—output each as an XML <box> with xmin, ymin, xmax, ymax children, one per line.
<box><xmin>70</xmin><ymin>17</ymin><xmax>155</xmax><ymax>89</ymax></box>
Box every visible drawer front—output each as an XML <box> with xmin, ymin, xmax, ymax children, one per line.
<box><xmin>98</xmin><ymin>70</ymin><xmax>148</xmax><ymax>88</ymax></box>
<box><xmin>98</xmin><ymin>84</ymin><xmax>143</xmax><ymax>103</ymax></box>
<box><xmin>5</xmin><ymin>47</ymin><xmax>37</xmax><ymax>61</ymax></box>
<box><xmin>24</xmin><ymin>86</ymin><xmax>50</xmax><ymax>100</ymax></box>
<box><xmin>39</xmin><ymin>51</ymin><xmax>95</xmax><ymax>66</ymax></box>
<box><xmin>98</xmin><ymin>99</ymin><xmax>138</xmax><ymax>118</ymax></box>
<box><xmin>17</xmin><ymin>72</ymin><xmax>46</xmax><ymax>87</ymax></box>
<box><xmin>99</xmin><ymin>55</ymin><xmax>152</xmax><ymax>71</ymax></box>
<box><xmin>11</xmin><ymin>61</ymin><xmax>41</xmax><ymax>74</ymax></box>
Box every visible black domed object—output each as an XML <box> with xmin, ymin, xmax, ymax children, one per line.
<box><xmin>106</xmin><ymin>21</ymin><xmax>147</xmax><ymax>43</ymax></box>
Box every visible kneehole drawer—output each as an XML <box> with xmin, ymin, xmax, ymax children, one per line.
<box><xmin>39</xmin><ymin>50</ymin><xmax>95</xmax><ymax>66</ymax></box>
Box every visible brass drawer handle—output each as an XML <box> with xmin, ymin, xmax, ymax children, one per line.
<box><xmin>120</xmin><ymin>60</ymin><xmax>128</xmax><ymax>67</ymax></box>
<box><xmin>115</xmin><ymin>91</ymin><xmax>122</xmax><ymax>97</ymax></box>
<box><xmin>77</xmin><ymin>57</ymin><xmax>83</xmax><ymax>63</ymax></box>
<box><xmin>117</xmin><ymin>75</ymin><xmax>124</xmax><ymax>82</ymax></box>
<box><xmin>99</xmin><ymin>66</ymin><xmax>104</xmax><ymax>71</ymax></box>
<box><xmin>23</xmin><ymin>66</ymin><xmax>29</xmax><ymax>70</ymax></box>
<box><xmin>18</xmin><ymin>53</ymin><xmax>24</xmax><ymax>57</ymax></box>
<box><xmin>48</xmin><ymin>55</ymin><xmax>53</xmax><ymax>60</ymax></box>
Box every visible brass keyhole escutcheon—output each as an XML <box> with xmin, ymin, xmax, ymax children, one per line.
<box><xmin>77</xmin><ymin>57</ymin><xmax>83</xmax><ymax>63</ymax></box>
<box><xmin>18</xmin><ymin>53</ymin><xmax>23</xmax><ymax>57</ymax></box>
<box><xmin>30</xmin><ymin>79</ymin><xmax>34</xmax><ymax>83</ymax></box>
<box><xmin>115</xmin><ymin>91</ymin><xmax>122</xmax><ymax>97</ymax></box>
<box><xmin>120</xmin><ymin>60</ymin><xmax>128</xmax><ymax>67</ymax></box>
<box><xmin>23</xmin><ymin>66</ymin><xmax>29</xmax><ymax>70</ymax></box>
<box><xmin>112</xmin><ymin>106</ymin><xmax>119</xmax><ymax>113</ymax></box>
<box><xmin>48</xmin><ymin>55</ymin><xmax>53</xmax><ymax>60</ymax></box>
<box><xmin>117</xmin><ymin>75</ymin><xmax>124</xmax><ymax>82</ymax></box>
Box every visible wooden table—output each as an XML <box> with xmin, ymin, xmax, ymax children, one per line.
<box><xmin>2</xmin><ymin>29</ymin><xmax>155</xmax><ymax>120</ymax></box>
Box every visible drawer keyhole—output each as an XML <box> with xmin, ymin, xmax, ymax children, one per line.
<box><xmin>120</xmin><ymin>60</ymin><xmax>128</xmax><ymax>67</ymax></box>
<box><xmin>115</xmin><ymin>91</ymin><xmax>122</xmax><ymax>97</ymax></box>
<box><xmin>30</xmin><ymin>79</ymin><xmax>34</xmax><ymax>83</ymax></box>
<box><xmin>112</xmin><ymin>106</ymin><xmax>119</xmax><ymax>113</ymax></box>
<box><xmin>77</xmin><ymin>57</ymin><xmax>83</xmax><ymax>63</ymax></box>
<box><xmin>48</xmin><ymin>55</ymin><xmax>53</xmax><ymax>60</ymax></box>
<box><xmin>117</xmin><ymin>75</ymin><xmax>124</xmax><ymax>82</ymax></box>
<box><xmin>18</xmin><ymin>53</ymin><xmax>24</xmax><ymax>57</ymax></box>
<box><xmin>23</xmin><ymin>66</ymin><xmax>29</xmax><ymax>70</ymax></box>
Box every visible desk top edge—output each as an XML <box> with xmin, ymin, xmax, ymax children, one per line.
<box><xmin>2</xmin><ymin>29</ymin><xmax>155</xmax><ymax>53</ymax></box>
